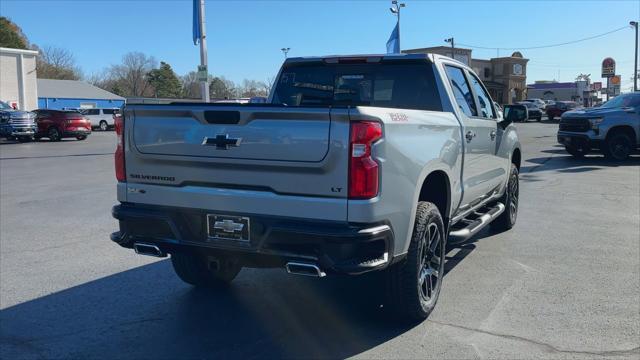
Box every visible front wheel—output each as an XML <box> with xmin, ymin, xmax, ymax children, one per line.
<box><xmin>171</xmin><ymin>252</ymin><xmax>241</xmax><ymax>288</ymax></box>
<box><xmin>491</xmin><ymin>163</ymin><xmax>519</xmax><ymax>232</ymax></box>
<box><xmin>385</xmin><ymin>202</ymin><xmax>446</xmax><ymax>321</ymax></box>
<box><xmin>99</xmin><ymin>120</ymin><xmax>108</xmax><ymax>131</ymax></box>
<box><xmin>603</xmin><ymin>132</ymin><xmax>633</xmax><ymax>161</ymax></box>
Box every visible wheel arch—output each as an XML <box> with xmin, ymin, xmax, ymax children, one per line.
<box><xmin>511</xmin><ymin>147</ymin><xmax>522</xmax><ymax>170</ymax></box>
<box><xmin>417</xmin><ymin>170</ymin><xmax>452</xmax><ymax>227</ymax></box>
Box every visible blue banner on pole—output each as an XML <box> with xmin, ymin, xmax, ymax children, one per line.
<box><xmin>193</xmin><ymin>0</ymin><xmax>201</xmax><ymax>45</ymax></box>
<box><xmin>386</xmin><ymin>22</ymin><xmax>400</xmax><ymax>54</ymax></box>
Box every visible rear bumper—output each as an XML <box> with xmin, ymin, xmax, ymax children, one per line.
<box><xmin>111</xmin><ymin>203</ymin><xmax>396</xmax><ymax>275</ymax></box>
<box><xmin>63</xmin><ymin>129</ymin><xmax>91</xmax><ymax>137</ymax></box>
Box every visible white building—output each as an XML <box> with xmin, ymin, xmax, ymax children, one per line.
<box><xmin>0</xmin><ymin>47</ymin><xmax>39</xmax><ymax>110</ymax></box>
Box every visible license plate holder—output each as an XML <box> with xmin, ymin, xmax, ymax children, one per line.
<box><xmin>206</xmin><ymin>214</ymin><xmax>250</xmax><ymax>242</ymax></box>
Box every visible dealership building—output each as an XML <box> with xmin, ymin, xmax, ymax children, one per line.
<box><xmin>37</xmin><ymin>79</ymin><xmax>125</xmax><ymax>110</ymax></box>
<box><xmin>0</xmin><ymin>47</ymin><xmax>39</xmax><ymax>110</ymax></box>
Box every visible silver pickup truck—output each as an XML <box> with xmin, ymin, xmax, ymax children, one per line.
<box><xmin>111</xmin><ymin>54</ymin><xmax>523</xmax><ymax>320</ymax></box>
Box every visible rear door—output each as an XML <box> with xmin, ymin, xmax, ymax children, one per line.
<box><xmin>443</xmin><ymin>64</ymin><xmax>500</xmax><ymax>208</ymax></box>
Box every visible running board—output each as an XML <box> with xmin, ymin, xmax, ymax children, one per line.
<box><xmin>448</xmin><ymin>202</ymin><xmax>505</xmax><ymax>244</ymax></box>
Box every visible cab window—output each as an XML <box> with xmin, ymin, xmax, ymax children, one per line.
<box><xmin>444</xmin><ymin>65</ymin><xmax>477</xmax><ymax>117</ymax></box>
<box><xmin>468</xmin><ymin>73</ymin><xmax>495</xmax><ymax>119</ymax></box>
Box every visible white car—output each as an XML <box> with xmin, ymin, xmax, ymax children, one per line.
<box><xmin>82</xmin><ymin>108</ymin><xmax>119</xmax><ymax>131</ymax></box>
<box><xmin>524</xmin><ymin>98</ymin><xmax>546</xmax><ymax>110</ymax></box>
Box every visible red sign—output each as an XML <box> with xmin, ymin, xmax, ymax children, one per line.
<box><xmin>592</xmin><ymin>82</ymin><xmax>602</xmax><ymax>91</ymax></box>
<box><xmin>601</xmin><ymin>58</ymin><xmax>616</xmax><ymax>78</ymax></box>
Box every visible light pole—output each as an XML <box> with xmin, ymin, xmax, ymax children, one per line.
<box><xmin>631</xmin><ymin>21</ymin><xmax>638</xmax><ymax>92</ymax></box>
<box><xmin>281</xmin><ymin>47</ymin><xmax>290</xmax><ymax>59</ymax></box>
<box><xmin>389</xmin><ymin>1</ymin><xmax>405</xmax><ymax>50</ymax></box>
<box><xmin>444</xmin><ymin>37</ymin><xmax>455</xmax><ymax>59</ymax></box>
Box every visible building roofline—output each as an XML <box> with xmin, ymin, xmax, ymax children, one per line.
<box><xmin>0</xmin><ymin>47</ymin><xmax>39</xmax><ymax>55</ymax></box>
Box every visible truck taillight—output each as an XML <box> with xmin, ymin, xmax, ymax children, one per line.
<box><xmin>114</xmin><ymin>116</ymin><xmax>125</xmax><ymax>182</ymax></box>
<box><xmin>349</xmin><ymin>121</ymin><xmax>382</xmax><ymax>199</ymax></box>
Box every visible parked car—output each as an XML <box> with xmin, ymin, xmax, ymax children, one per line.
<box><xmin>523</xmin><ymin>98</ymin><xmax>546</xmax><ymax>110</ymax></box>
<box><xmin>110</xmin><ymin>53</ymin><xmax>523</xmax><ymax>321</ymax></box>
<box><xmin>82</xmin><ymin>108</ymin><xmax>119</xmax><ymax>131</ymax></box>
<box><xmin>558</xmin><ymin>92</ymin><xmax>640</xmax><ymax>160</ymax></box>
<box><xmin>33</xmin><ymin>109</ymin><xmax>92</xmax><ymax>141</ymax></box>
<box><xmin>546</xmin><ymin>101</ymin><xmax>579</xmax><ymax>120</ymax></box>
<box><xmin>544</xmin><ymin>99</ymin><xmax>555</xmax><ymax>107</ymax></box>
<box><xmin>0</xmin><ymin>100</ymin><xmax>37</xmax><ymax>142</ymax></box>
<box><xmin>517</xmin><ymin>101</ymin><xmax>543</xmax><ymax>121</ymax></box>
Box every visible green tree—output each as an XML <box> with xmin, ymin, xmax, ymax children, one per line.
<box><xmin>209</xmin><ymin>76</ymin><xmax>237</xmax><ymax>99</ymax></box>
<box><xmin>0</xmin><ymin>16</ymin><xmax>29</xmax><ymax>49</ymax></box>
<box><xmin>147</xmin><ymin>61</ymin><xmax>183</xmax><ymax>98</ymax></box>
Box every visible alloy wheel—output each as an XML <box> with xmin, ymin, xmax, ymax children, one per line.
<box><xmin>418</xmin><ymin>222</ymin><xmax>443</xmax><ymax>306</ymax></box>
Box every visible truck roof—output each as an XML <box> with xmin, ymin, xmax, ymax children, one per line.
<box><xmin>283</xmin><ymin>53</ymin><xmax>469</xmax><ymax>69</ymax></box>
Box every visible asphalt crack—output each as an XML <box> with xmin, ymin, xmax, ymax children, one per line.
<box><xmin>428</xmin><ymin>319</ymin><xmax>640</xmax><ymax>357</ymax></box>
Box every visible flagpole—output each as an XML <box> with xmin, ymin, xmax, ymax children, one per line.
<box><xmin>199</xmin><ymin>0</ymin><xmax>210</xmax><ymax>102</ymax></box>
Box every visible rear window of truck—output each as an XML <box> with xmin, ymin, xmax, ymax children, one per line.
<box><xmin>272</xmin><ymin>62</ymin><xmax>442</xmax><ymax>111</ymax></box>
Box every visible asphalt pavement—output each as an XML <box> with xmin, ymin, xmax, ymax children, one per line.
<box><xmin>1</xmin><ymin>121</ymin><xmax>639</xmax><ymax>359</ymax></box>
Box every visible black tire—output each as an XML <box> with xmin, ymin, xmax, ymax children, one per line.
<box><xmin>99</xmin><ymin>120</ymin><xmax>108</xmax><ymax>131</ymax></box>
<box><xmin>171</xmin><ymin>252</ymin><xmax>241</xmax><ymax>287</ymax></box>
<box><xmin>603</xmin><ymin>132</ymin><xmax>633</xmax><ymax>161</ymax></box>
<box><xmin>565</xmin><ymin>145</ymin><xmax>588</xmax><ymax>158</ymax></box>
<box><xmin>48</xmin><ymin>127</ymin><xmax>61</xmax><ymax>142</ymax></box>
<box><xmin>548</xmin><ymin>115</ymin><xmax>554</xmax><ymax>121</ymax></box>
<box><xmin>491</xmin><ymin>163</ymin><xmax>519</xmax><ymax>232</ymax></box>
<box><xmin>536</xmin><ymin>116</ymin><xmax>542</xmax><ymax>122</ymax></box>
<box><xmin>76</xmin><ymin>135</ymin><xmax>87</xmax><ymax>141</ymax></box>
<box><xmin>385</xmin><ymin>202</ymin><xmax>446</xmax><ymax>322</ymax></box>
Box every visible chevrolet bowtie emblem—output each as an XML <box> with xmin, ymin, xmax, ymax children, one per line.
<box><xmin>214</xmin><ymin>219</ymin><xmax>245</xmax><ymax>233</ymax></box>
<box><xmin>202</xmin><ymin>134</ymin><xmax>242</xmax><ymax>149</ymax></box>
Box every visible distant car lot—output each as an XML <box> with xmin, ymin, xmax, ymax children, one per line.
<box><xmin>1</xmin><ymin>124</ymin><xmax>638</xmax><ymax>359</ymax></box>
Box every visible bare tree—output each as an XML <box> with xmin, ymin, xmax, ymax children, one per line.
<box><xmin>35</xmin><ymin>45</ymin><xmax>82</xmax><ymax>80</ymax></box>
<box><xmin>181</xmin><ymin>71</ymin><xmax>201</xmax><ymax>99</ymax></box>
<box><xmin>107</xmin><ymin>52</ymin><xmax>157</xmax><ymax>97</ymax></box>
<box><xmin>240</xmin><ymin>79</ymin><xmax>268</xmax><ymax>98</ymax></box>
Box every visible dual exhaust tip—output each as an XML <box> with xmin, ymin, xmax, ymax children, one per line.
<box><xmin>133</xmin><ymin>243</ymin><xmax>325</xmax><ymax>277</ymax></box>
<box><xmin>286</xmin><ymin>261</ymin><xmax>326</xmax><ymax>277</ymax></box>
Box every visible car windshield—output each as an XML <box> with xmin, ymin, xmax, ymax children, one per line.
<box><xmin>0</xmin><ymin>101</ymin><xmax>12</xmax><ymax>110</ymax></box>
<box><xmin>600</xmin><ymin>93</ymin><xmax>640</xmax><ymax>109</ymax></box>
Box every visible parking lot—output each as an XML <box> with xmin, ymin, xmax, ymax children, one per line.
<box><xmin>1</xmin><ymin>121</ymin><xmax>639</xmax><ymax>359</ymax></box>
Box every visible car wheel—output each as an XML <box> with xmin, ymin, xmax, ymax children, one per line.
<box><xmin>491</xmin><ymin>163</ymin><xmax>519</xmax><ymax>232</ymax></box>
<box><xmin>548</xmin><ymin>115</ymin><xmax>554</xmax><ymax>121</ymax></box>
<box><xmin>48</xmin><ymin>127</ymin><xmax>61</xmax><ymax>142</ymax></box>
<box><xmin>76</xmin><ymin>135</ymin><xmax>87</xmax><ymax>141</ymax></box>
<box><xmin>99</xmin><ymin>120</ymin><xmax>108</xmax><ymax>131</ymax></box>
<box><xmin>171</xmin><ymin>252</ymin><xmax>241</xmax><ymax>287</ymax></box>
<box><xmin>603</xmin><ymin>132</ymin><xmax>633</xmax><ymax>161</ymax></box>
<box><xmin>537</xmin><ymin>116</ymin><xmax>542</xmax><ymax>122</ymax></box>
<box><xmin>17</xmin><ymin>136</ymin><xmax>33</xmax><ymax>143</ymax></box>
<box><xmin>385</xmin><ymin>201</ymin><xmax>446</xmax><ymax>321</ymax></box>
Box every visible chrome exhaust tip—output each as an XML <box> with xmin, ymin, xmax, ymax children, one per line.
<box><xmin>285</xmin><ymin>261</ymin><xmax>326</xmax><ymax>277</ymax></box>
<box><xmin>133</xmin><ymin>243</ymin><xmax>166</xmax><ymax>258</ymax></box>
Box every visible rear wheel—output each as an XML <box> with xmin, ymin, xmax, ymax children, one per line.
<box><xmin>491</xmin><ymin>163</ymin><xmax>519</xmax><ymax>232</ymax></box>
<box><xmin>603</xmin><ymin>132</ymin><xmax>633</xmax><ymax>161</ymax></box>
<box><xmin>76</xmin><ymin>135</ymin><xmax>87</xmax><ymax>141</ymax></box>
<box><xmin>171</xmin><ymin>252</ymin><xmax>241</xmax><ymax>288</ymax></box>
<box><xmin>385</xmin><ymin>202</ymin><xmax>446</xmax><ymax>321</ymax></box>
<box><xmin>48</xmin><ymin>127</ymin><xmax>61</xmax><ymax>142</ymax></box>
<box><xmin>99</xmin><ymin>120</ymin><xmax>108</xmax><ymax>131</ymax></box>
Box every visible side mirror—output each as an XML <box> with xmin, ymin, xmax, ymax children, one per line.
<box><xmin>501</xmin><ymin>105</ymin><xmax>528</xmax><ymax>127</ymax></box>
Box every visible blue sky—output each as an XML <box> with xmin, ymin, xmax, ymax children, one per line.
<box><xmin>1</xmin><ymin>0</ymin><xmax>639</xmax><ymax>90</ymax></box>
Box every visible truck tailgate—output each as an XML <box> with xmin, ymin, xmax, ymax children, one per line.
<box><xmin>123</xmin><ymin>104</ymin><xmax>350</xmax><ymax>204</ymax></box>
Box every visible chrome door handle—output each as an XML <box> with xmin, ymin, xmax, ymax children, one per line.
<box><xmin>490</xmin><ymin>130</ymin><xmax>497</xmax><ymax>140</ymax></box>
<box><xmin>465</xmin><ymin>131</ymin><xmax>476</xmax><ymax>142</ymax></box>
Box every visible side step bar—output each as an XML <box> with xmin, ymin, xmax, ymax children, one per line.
<box><xmin>449</xmin><ymin>202</ymin><xmax>505</xmax><ymax>244</ymax></box>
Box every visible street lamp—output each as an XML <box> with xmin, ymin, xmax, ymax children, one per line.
<box><xmin>389</xmin><ymin>1</ymin><xmax>405</xmax><ymax>50</ymax></box>
<box><xmin>444</xmin><ymin>37</ymin><xmax>455</xmax><ymax>59</ymax></box>
<box><xmin>281</xmin><ymin>47</ymin><xmax>290</xmax><ymax>59</ymax></box>
<box><xmin>631</xmin><ymin>21</ymin><xmax>638</xmax><ymax>92</ymax></box>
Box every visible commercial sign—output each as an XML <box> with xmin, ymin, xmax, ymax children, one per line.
<box><xmin>592</xmin><ymin>82</ymin><xmax>602</xmax><ymax>91</ymax></box>
<box><xmin>601</xmin><ymin>58</ymin><xmax>616</xmax><ymax>78</ymax></box>
<box><xmin>608</xmin><ymin>75</ymin><xmax>621</xmax><ymax>96</ymax></box>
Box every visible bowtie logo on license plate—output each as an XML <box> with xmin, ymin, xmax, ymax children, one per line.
<box><xmin>207</xmin><ymin>215</ymin><xmax>250</xmax><ymax>242</ymax></box>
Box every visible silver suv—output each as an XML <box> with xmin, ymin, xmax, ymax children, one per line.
<box><xmin>110</xmin><ymin>54</ymin><xmax>522</xmax><ymax>321</ymax></box>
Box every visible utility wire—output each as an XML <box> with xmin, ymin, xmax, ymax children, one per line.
<box><xmin>458</xmin><ymin>26</ymin><xmax>629</xmax><ymax>50</ymax></box>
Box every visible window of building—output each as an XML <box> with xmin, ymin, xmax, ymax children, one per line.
<box><xmin>484</xmin><ymin>68</ymin><xmax>491</xmax><ymax>79</ymax></box>
<box><xmin>445</xmin><ymin>65</ymin><xmax>477</xmax><ymax>117</ymax></box>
